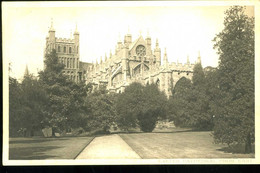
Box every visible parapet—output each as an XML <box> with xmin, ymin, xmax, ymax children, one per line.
<box><xmin>56</xmin><ymin>37</ymin><xmax>75</xmax><ymax>43</ymax></box>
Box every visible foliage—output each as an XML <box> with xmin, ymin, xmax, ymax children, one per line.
<box><xmin>116</xmin><ymin>82</ymin><xmax>167</xmax><ymax>132</ymax></box>
<box><xmin>169</xmin><ymin>64</ymin><xmax>215</xmax><ymax>130</ymax></box>
<box><xmin>137</xmin><ymin>83</ymin><xmax>168</xmax><ymax>132</ymax></box>
<box><xmin>9</xmin><ymin>76</ymin><xmax>23</xmax><ymax>136</ymax></box>
<box><xmin>212</xmin><ymin>6</ymin><xmax>254</xmax><ymax>153</ymax></box>
<box><xmin>20</xmin><ymin>74</ymin><xmax>49</xmax><ymax>135</ymax></box>
<box><xmin>38</xmin><ymin>49</ymin><xmax>88</xmax><ymax>132</ymax></box>
<box><xmin>168</xmin><ymin>77</ymin><xmax>192</xmax><ymax>128</ymax></box>
<box><xmin>204</xmin><ymin>68</ymin><xmax>221</xmax><ymax>126</ymax></box>
<box><xmin>9</xmin><ymin>72</ymin><xmax>48</xmax><ymax>137</ymax></box>
<box><xmin>115</xmin><ymin>83</ymin><xmax>143</xmax><ymax>131</ymax></box>
<box><xmin>189</xmin><ymin>63</ymin><xmax>213</xmax><ymax>130</ymax></box>
<box><xmin>86</xmin><ymin>87</ymin><xmax>117</xmax><ymax>133</ymax></box>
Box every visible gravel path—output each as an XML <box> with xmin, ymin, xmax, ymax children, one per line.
<box><xmin>76</xmin><ymin>134</ymin><xmax>141</xmax><ymax>159</ymax></box>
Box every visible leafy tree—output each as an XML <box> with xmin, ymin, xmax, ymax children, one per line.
<box><xmin>9</xmin><ymin>64</ymin><xmax>48</xmax><ymax>137</ymax></box>
<box><xmin>169</xmin><ymin>77</ymin><xmax>192</xmax><ymax>128</ymax></box>
<box><xmin>19</xmin><ymin>73</ymin><xmax>48</xmax><ymax>136</ymax></box>
<box><xmin>137</xmin><ymin>83</ymin><xmax>168</xmax><ymax>132</ymax></box>
<box><xmin>192</xmin><ymin>63</ymin><xmax>206</xmax><ymax>88</ymax></box>
<box><xmin>65</xmin><ymin>81</ymin><xmax>89</xmax><ymax>130</ymax></box>
<box><xmin>38</xmin><ymin>49</ymin><xmax>88</xmax><ymax>133</ymax></box>
<box><xmin>86</xmin><ymin>87</ymin><xmax>117</xmax><ymax>133</ymax></box>
<box><xmin>212</xmin><ymin>6</ymin><xmax>254</xmax><ymax>153</ymax></box>
<box><xmin>169</xmin><ymin>64</ymin><xmax>214</xmax><ymax>131</ymax></box>
<box><xmin>189</xmin><ymin>63</ymin><xmax>213</xmax><ymax>130</ymax></box>
<box><xmin>204</xmin><ymin>68</ymin><xmax>221</xmax><ymax>127</ymax></box>
<box><xmin>116</xmin><ymin>82</ymin><xmax>167</xmax><ymax>132</ymax></box>
<box><xmin>9</xmin><ymin>76</ymin><xmax>23</xmax><ymax>136</ymax></box>
<box><xmin>115</xmin><ymin>83</ymin><xmax>143</xmax><ymax>131</ymax></box>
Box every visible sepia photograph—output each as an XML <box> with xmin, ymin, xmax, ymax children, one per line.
<box><xmin>2</xmin><ymin>1</ymin><xmax>259</xmax><ymax>165</ymax></box>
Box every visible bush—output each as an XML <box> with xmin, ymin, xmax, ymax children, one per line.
<box><xmin>116</xmin><ymin>83</ymin><xmax>167</xmax><ymax>132</ymax></box>
<box><xmin>138</xmin><ymin>113</ymin><xmax>157</xmax><ymax>132</ymax></box>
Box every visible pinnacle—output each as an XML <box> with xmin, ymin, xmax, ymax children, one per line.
<box><xmin>74</xmin><ymin>22</ymin><xmax>79</xmax><ymax>34</ymax></box>
<box><xmin>24</xmin><ymin>64</ymin><xmax>29</xmax><ymax>76</ymax></box>
<box><xmin>49</xmin><ymin>18</ymin><xmax>55</xmax><ymax>31</ymax></box>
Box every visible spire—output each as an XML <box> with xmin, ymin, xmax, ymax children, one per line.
<box><xmin>147</xmin><ymin>29</ymin><xmax>150</xmax><ymax>38</ymax></box>
<box><xmin>110</xmin><ymin>50</ymin><xmax>112</xmax><ymax>58</ymax></box>
<box><xmin>70</xmin><ymin>29</ymin><xmax>72</xmax><ymax>39</ymax></box>
<box><xmin>96</xmin><ymin>58</ymin><xmax>98</xmax><ymax>65</ymax></box>
<box><xmin>163</xmin><ymin>48</ymin><xmax>168</xmax><ymax>66</ymax></box>
<box><xmin>74</xmin><ymin>22</ymin><xmax>79</xmax><ymax>35</ymax></box>
<box><xmin>187</xmin><ymin>55</ymin><xmax>190</xmax><ymax>64</ymax></box>
<box><xmin>105</xmin><ymin>53</ymin><xmax>107</xmax><ymax>61</ymax></box>
<box><xmin>24</xmin><ymin>64</ymin><xmax>29</xmax><ymax>76</ymax></box>
<box><xmin>49</xmin><ymin>18</ymin><xmax>55</xmax><ymax>32</ymax></box>
<box><xmin>118</xmin><ymin>33</ymin><xmax>122</xmax><ymax>43</ymax></box>
<box><xmin>139</xmin><ymin>30</ymin><xmax>142</xmax><ymax>36</ymax></box>
<box><xmin>197</xmin><ymin>51</ymin><xmax>201</xmax><ymax>64</ymax></box>
<box><xmin>128</xmin><ymin>26</ymin><xmax>130</xmax><ymax>34</ymax></box>
<box><xmin>156</xmin><ymin>39</ymin><xmax>159</xmax><ymax>48</ymax></box>
<box><xmin>100</xmin><ymin>56</ymin><xmax>103</xmax><ymax>64</ymax></box>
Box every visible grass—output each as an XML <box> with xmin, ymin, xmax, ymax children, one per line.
<box><xmin>9</xmin><ymin>127</ymin><xmax>255</xmax><ymax>160</ymax></box>
<box><xmin>120</xmin><ymin>130</ymin><xmax>255</xmax><ymax>159</ymax></box>
<box><xmin>9</xmin><ymin>136</ymin><xmax>94</xmax><ymax>160</ymax></box>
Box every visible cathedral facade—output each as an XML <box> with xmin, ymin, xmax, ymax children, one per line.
<box><xmin>85</xmin><ymin>33</ymin><xmax>201</xmax><ymax>97</ymax></box>
<box><xmin>45</xmin><ymin>22</ymin><xmax>201</xmax><ymax>97</ymax></box>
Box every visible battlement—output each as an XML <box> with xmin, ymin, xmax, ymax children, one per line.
<box><xmin>56</xmin><ymin>37</ymin><xmax>75</xmax><ymax>43</ymax></box>
<box><xmin>167</xmin><ymin>61</ymin><xmax>195</xmax><ymax>71</ymax></box>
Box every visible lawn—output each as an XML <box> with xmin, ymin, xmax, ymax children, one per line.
<box><xmin>9</xmin><ymin>136</ymin><xmax>94</xmax><ymax>160</ymax></box>
<box><xmin>120</xmin><ymin>130</ymin><xmax>255</xmax><ymax>159</ymax></box>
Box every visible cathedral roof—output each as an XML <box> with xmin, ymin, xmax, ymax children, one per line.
<box><xmin>128</xmin><ymin>36</ymin><xmax>145</xmax><ymax>51</ymax></box>
<box><xmin>79</xmin><ymin>61</ymin><xmax>92</xmax><ymax>70</ymax></box>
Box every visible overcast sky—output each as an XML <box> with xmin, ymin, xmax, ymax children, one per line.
<box><xmin>3</xmin><ymin>1</ymin><xmax>254</xmax><ymax>80</ymax></box>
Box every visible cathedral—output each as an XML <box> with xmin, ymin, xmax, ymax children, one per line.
<box><xmin>45</xmin><ymin>21</ymin><xmax>201</xmax><ymax>97</ymax></box>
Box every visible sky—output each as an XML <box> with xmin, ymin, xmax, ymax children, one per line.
<box><xmin>3</xmin><ymin>1</ymin><xmax>255</xmax><ymax>80</ymax></box>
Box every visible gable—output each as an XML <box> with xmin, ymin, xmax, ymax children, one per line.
<box><xmin>128</xmin><ymin>36</ymin><xmax>147</xmax><ymax>53</ymax></box>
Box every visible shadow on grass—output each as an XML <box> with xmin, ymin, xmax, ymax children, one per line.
<box><xmin>111</xmin><ymin>129</ymin><xmax>197</xmax><ymax>135</ymax></box>
<box><xmin>9</xmin><ymin>146</ymin><xmax>61</xmax><ymax>160</ymax></box>
<box><xmin>9</xmin><ymin>138</ymin><xmax>69</xmax><ymax>144</ymax></box>
<box><xmin>217</xmin><ymin>144</ymin><xmax>255</xmax><ymax>154</ymax></box>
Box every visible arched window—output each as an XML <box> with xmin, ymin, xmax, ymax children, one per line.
<box><xmin>67</xmin><ymin>58</ymin><xmax>69</xmax><ymax>68</ymax></box>
<box><xmin>64</xmin><ymin>46</ymin><xmax>66</xmax><ymax>53</ymax></box>
<box><xmin>58</xmin><ymin>46</ymin><xmax>61</xmax><ymax>52</ymax></box>
<box><xmin>69</xmin><ymin>47</ymin><xmax>72</xmax><ymax>53</ymax></box>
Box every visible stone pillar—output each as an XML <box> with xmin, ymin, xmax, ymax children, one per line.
<box><xmin>122</xmin><ymin>45</ymin><xmax>129</xmax><ymax>81</ymax></box>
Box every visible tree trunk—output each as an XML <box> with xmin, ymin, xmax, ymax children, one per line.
<box><xmin>245</xmin><ymin>133</ymin><xmax>252</xmax><ymax>153</ymax></box>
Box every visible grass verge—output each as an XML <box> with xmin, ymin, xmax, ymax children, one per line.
<box><xmin>9</xmin><ymin>136</ymin><xmax>94</xmax><ymax>160</ymax></box>
<box><xmin>120</xmin><ymin>131</ymin><xmax>255</xmax><ymax>159</ymax></box>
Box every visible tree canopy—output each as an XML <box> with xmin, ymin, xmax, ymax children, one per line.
<box><xmin>116</xmin><ymin>82</ymin><xmax>167</xmax><ymax>132</ymax></box>
<box><xmin>212</xmin><ymin>6</ymin><xmax>254</xmax><ymax>153</ymax></box>
<box><xmin>38</xmin><ymin>49</ymin><xmax>88</xmax><ymax>133</ymax></box>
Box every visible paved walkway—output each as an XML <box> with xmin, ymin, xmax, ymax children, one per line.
<box><xmin>76</xmin><ymin>134</ymin><xmax>141</xmax><ymax>159</ymax></box>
